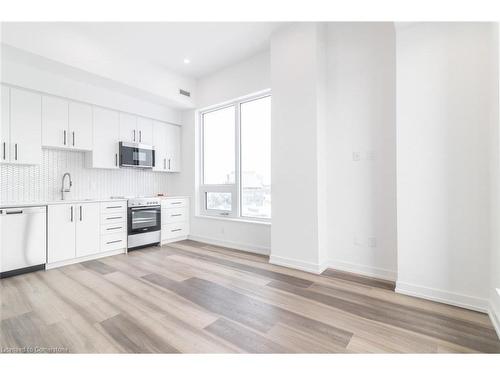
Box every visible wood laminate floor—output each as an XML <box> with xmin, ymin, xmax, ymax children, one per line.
<box><xmin>1</xmin><ymin>240</ymin><xmax>499</xmax><ymax>353</ymax></box>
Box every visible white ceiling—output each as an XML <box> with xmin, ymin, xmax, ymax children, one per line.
<box><xmin>1</xmin><ymin>22</ymin><xmax>283</xmax><ymax>79</ymax></box>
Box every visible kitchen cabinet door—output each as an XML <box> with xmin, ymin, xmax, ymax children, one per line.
<box><xmin>119</xmin><ymin>112</ymin><xmax>137</xmax><ymax>143</ymax></box>
<box><xmin>75</xmin><ymin>202</ymin><xmax>100</xmax><ymax>258</ymax></box>
<box><xmin>153</xmin><ymin>121</ymin><xmax>167</xmax><ymax>172</ymax></box>
<box><xmin>91</xmin><ymin>107</ymin><xmax>120</xmax><ymax>169</ymax></box>
<box><xmin>42</xmin><ymin>95</ymin><xmax>69</xmax><ymax>149</ymax></box>
<box><xmin>152</xmin><ymin>121</ymin><xmax>167</xmax><ymax>172</ymax></box>
<box><xmin>9</xmin><ymin>88</ymin><xmax>42</xmax><ymax>165</ymax></box>
<box><xmin>48</xmin><ymin>204</ymin><xmax>76</xmax><ymax>263</ymax></box>
<box><xmin>69</xmin><ymin>102</ymin><xmax>93</xmax><ymax>151</ymax></box>
<box><xmin>137</xmin><ymin>116</ymin><xmax>153</xmax><ymax>145</ymax></box>
<box><xmin>1</xmin><ymin>85</ymin><xmax>10</xmax><ymax>163</ymax></box>
<box><xmin>165</xmin><ymin>124</ymin><xmax>181</xmax><ymax>172</ymax></box>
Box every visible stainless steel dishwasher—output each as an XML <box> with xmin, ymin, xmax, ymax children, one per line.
<box><xmin>0</xmin><ymin>206</ymin><xmax>47</xmax><ymax>278</ymax></box>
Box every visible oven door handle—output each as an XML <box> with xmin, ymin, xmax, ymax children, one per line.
<box><xmin>130</xmin><ymin>207</ymin><xmax>160</xmax><ymax>212</ymax></box>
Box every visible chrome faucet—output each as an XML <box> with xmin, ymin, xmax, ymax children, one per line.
<box><xmin>61</xmin><ymin>172</ymin><xmax>73</xmax><ymax>200</ymax></box>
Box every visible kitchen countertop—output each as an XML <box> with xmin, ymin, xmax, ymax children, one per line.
<box><xmin>0</xmin><ymin>198</ymin><xmax>127</xmax><ymax>209</ymax></box>
<box><xmin>0</xmin><ymin>196</ymin><xmax>189</xmax><ymax>209</ymax></box>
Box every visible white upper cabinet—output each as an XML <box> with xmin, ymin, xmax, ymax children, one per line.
<box><xmin>1</xmin><ymin>85</ymin><xmax>10</xmax><ymax>164</ymax></box>
<box><xmin>2</xmin><ymin>83</ymin><xmax>181</xmax><ymax>170</ymax></box>
<box><xmin>9</xmin><ymin>88</ymin><xmax>42</xmax><ymax>165</ymax></box>
<box><xmin>119</xmin><ymin>112</ymin><xmax>138</xmax><ymax>143</ymax></box>
<box><xmin>42</xmin><ymin>95</ymin><xmax>69</xmax><ymax>148</ymax></box>
<box><xmin>137</xmin><ymin>117</ymin><xmax>153</xmax><ymax>145</ymax></box>
<box><xmin>152</xmin><ymin>121</ymin><xmax>181</xmax><ymax>172</ymax></box>
<box><xmin>119</xmin><ymin>114</ymin><xmax>153</xmax><ymax>145</ymax></box>
<box><xmin>89</xmin><ymin>107</ymin><xmax>120</xmax><ymax>169</ymax></box>
<box><xmin>153</xmin><ymin>120</ymin><xmax>167</xmax><ymax>172</ymax></box>
<box><xmin>69</xmin><ymin>102</ymin><xmax>93</xmax><ymax>151</ymax></box>
<box><xmin>42</xmin><ymin>96</ymin><xmax>93</xmax><ymax>151</ymax></box>
<box><xmin>165</xmin><ymin>124</ymin><xmax>181</xmax><ymax>172</ymax></box>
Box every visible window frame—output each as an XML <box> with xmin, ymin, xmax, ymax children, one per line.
<box><xmin>198</xmin><ymin>90</ymin><xmax>271</xmax><ymax>222</ymax></box>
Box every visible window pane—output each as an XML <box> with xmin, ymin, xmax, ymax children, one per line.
<box><xmin>203</xmin><ymin>106</ymin><xmax>235</xmax><ymax>184</ymax></box>
<box><xmin>206</xmin><ymin>192</ymin><xmax>232</xmax><ymax>211</ymax></box>
<box><xmin>241</xmin><ymin>96</ymin><xmax>271</xmax><ymax>219</ymax></box>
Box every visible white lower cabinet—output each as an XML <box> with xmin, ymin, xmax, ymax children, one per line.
<box><xmin>48</xmin><ymin>200</ymin><xmax>127</xmax><ymax>267</ymax></box>
<box><xmin>48</xmin><ymin>204</ymin><xmax>77</xmax><ymax>263</ymax></box>
<box><xmin>100</xmin><ymin>201</ymin><xmax>127</xmax><ymax>252</ymax></box>
<box><xmin>161</xmin><ymin>197</ymin><xmax>189</xmax><ymax>244</ymax></box>
<box><xmin>48</xmin><ymin>202</ymin><xmax>100</xmax><ymax>263</ymax></box>
<box><xmin>75</xmin><ymin>203</ymin><xmax>100</xmax><ymax>258</ymax></box>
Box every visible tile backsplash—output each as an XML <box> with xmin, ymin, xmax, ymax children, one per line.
<box><xmin>0</xmin><ymin>149</ymin><xmax>169</xmax><ymax>204</ymax></box>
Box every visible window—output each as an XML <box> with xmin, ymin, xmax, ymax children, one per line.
<box><xmin>203</xmin><ymin>106</ymin><xmax>235</xmax><ymax>185</ymax></box>
<box><xmin>200</xmin><ymin>92</ymin><xmax>271</xmax><ymax>221</ymax></box>
<box><xmin>241</xmin><ymin>96</ymin><xmax>271</xmax><ymax>219</ymax></box>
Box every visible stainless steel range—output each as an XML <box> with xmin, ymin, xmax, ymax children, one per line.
<box><xmin>127</xmin><ymin>197</ymin><xmax>161</xmax><ymax>250</ymax></box>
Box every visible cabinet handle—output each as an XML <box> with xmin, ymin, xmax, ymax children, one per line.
<box><xmin>72</xmin><ymin>131</ymin><xmax>75</xmax><ymax>146</ymax></box>
<box><xmin>70</xmin><ymin>206</ymin><xmax>73</xmax><ymax>222</ymax></box>
<box><xmin>168</xmin><ymin>158</ymin><xmax>171</xmax><ymax>170</ymax></box>
<box><xmin>2</xmin><ymin>142</ymin><xmax>5</xmax><ymax>160</ymax></box>
<box><xmin>14</xmin><ymin>144</ymin><xmax>18</xmax><ymax>160</ymax></box>
<box><xmin>171</xmin><ymin>202</ymin><xmax>182</xmax><ymax>205</ymax></box>
<box><xmin>171</xmin><ymin>228</ymin><xmax>182</xmax><ymax>232</ymax></box>
<box><xmin>6</xmin><ymin>210</ymin><xmax>23</xmax><ymax>215</ymax></box>
<box><xmin>133</xmin><ymin>129</ymin><xmax>136</xmax><ymax>142</ymax></box>
<box><xmin>139</xmin><ymin>130</ymin><xmax>142</xmax><ymax>142</ymax></box>
<box><xmin>171</xmin><ymin>214</ymin><xmax>182</xmax><ymax>217</ymax></box>
<box><xmin>115</xmin><ymin>153</ymin><xmax>118</xmax><ymax>166</ymax></box>
<box><xmin>106</xmin><ymin>226</ymin><xmax>122</xmax><ymax>230</ymax></box>
<box><xmin>106</xmin><ymin>239</ymin><xmax>122</xmax><ymax>244</ymax></box>
<box><xmin>106</xmin><ymin>205</ymin><xmax>123</xmax><ymax>209</ymax></box>
<box><xmin>79</xmin><ymin>205</ymin><xmax>82</xmax><ymax>221</ymax></box>
<box><xmin>163</xmin><ymin>158</ymin><xmax>166</xmax><ymax>169</ymax></box>
<box><xmin>63</xmin><ymin>130</ymin><xmax>66</xmax><ymax>145</ymax></box>
<box><xmin>106</xmin><ymin>216</ymin><xmax>122</xmax><ymax>220</ymax></box>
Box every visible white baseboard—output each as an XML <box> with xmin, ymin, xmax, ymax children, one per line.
<box><xmin>161</xmin><ymin>235</ymin><xmax>188</xmax><ymax>246</ymax></box>
<box><xmin>269</xmin><ymin>255</ymin><xmax>327</xmax><ymax>274</ymax></box>
<box><xmin>187</xmin><ymin>234</ymin><xmax>270</xmax><ymax>256</ymax></box>
<box><xmin>46</xmin><ymin>248</ymin><xmax>126</xmax><ymax>270</ymax></box>
<box><xmin>489</xmin><ymin>301</ymin><xmax>500</xmax><ymax>339</ymax></box>
<box><xmin>395</xmin><ymin>281</ymin><xmax>489</xmax><ymax>313</ymax></box>
<box><xmin>327</xmin><ymin>259</ymin><xmax>397</xmax><ymax>281</ymax></box>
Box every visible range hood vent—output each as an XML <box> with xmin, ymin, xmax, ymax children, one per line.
<box><xmin>179</xmin><ymin>89</ymin><xmax>191</xmax><ymax>97</ymax></box>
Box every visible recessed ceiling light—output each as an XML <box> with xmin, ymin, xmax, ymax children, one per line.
<box><xmin>183</xmin><ymin>58</ymin><xmax>191</xmax><ymax>64</ymax></box>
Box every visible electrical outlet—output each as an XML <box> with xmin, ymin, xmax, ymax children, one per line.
<box><xmin>352</xmin><ymin>151</ymin><xmax>361</xmax><ymax>161</ymax></box>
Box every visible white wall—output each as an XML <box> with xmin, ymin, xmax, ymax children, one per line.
<box><xmin>396</xmin><ymin>22</ymin><xmax>497</xmax><ymax>312</ymax></box>
<box><xmin>1</xmin><ymin>45</ymin><xmax>182</xmax><ymax>124</ymax></box>
<box><xmin>490</xmin><ymin>24</ymin><xmax>500</xmax><ymax>334</ymax></box>
<box><xmin>197</xmin><ymin>51</ymin><xmax>270</xmax><ymax>109</ymax></box>
<box><xmin>270</xmin><ymin>23</ymin><xmax>327</xmax><ymax>272</ymax></box>
<box><xmin>169</xmin><ymin>52</ymin><xmax>272</xmax><ymax>254</ymax></box>
<box><xmin>326</xmin><ymin>23</ymin><xmax>397</xmax><ymax>280</ymax></box>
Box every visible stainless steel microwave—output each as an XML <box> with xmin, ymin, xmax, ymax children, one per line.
<box><xmin>119</xmin><ymin>142</ymin><xmax>155</xmax><ymax>168</ymax></box>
